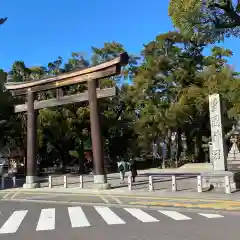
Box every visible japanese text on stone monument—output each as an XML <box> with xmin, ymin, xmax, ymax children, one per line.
<box><xmin>209</xmin><ymin>94</ymin><xmax>226</xmax><ymax>170</ymax></box>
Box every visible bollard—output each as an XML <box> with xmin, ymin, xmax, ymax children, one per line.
<box><xmin>197</xmin><ymin>175</ymin><xmax>202</xmax><ymax>193</ymax></box>
<box><xmin>48</xmin><ymin>176</ymin><xmax>52</xmax><ymax>188</ymax></box>
<box><xmin>64</xmin><ymin>175</ymin><xmax>68</xmax><ymax>188</ymax></box>
<box><xmin>224</xmin><ymin>176</ymin><xmax>231</xmax><ymax>194</ymax></box>
<box><xmin>1</xmin><ymin>175</ymin><xmax>4</xmax><ymax>189</ymax></box>
<box><xmin>128</xmin><ymin>175</ymin><xmax>132</xmax><ymax>191</ymax></box>
<box><xmin>79</xmin><ymin>175</ymin><xmax>83</xmax><ymax>189</ymax></box>
<box><xmin>172</xmin><ymin>175</ymin><xmax>177</xmax><ymax>192</ymax></box>
<box><xmin>149</xmin><ymin>176</ymin><xmax>154</xmax><ymax>191</ymax></box>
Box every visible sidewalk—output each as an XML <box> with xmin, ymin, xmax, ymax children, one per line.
<box><xmin>2</xmin><ymin>170</ymin><xmax>240</xmax><ymax>211</ymax></box>
<box><xmin>2</xmin><ymin>182</ymin><xmax>240</xmax><ymax>201</ymax></box>
<box><xmin>2</xmin><ymin>165</ymin><xmax>240</xmax><ymax>211</ymax></box>
<box><xmin>2</xmin><ymin>166</ymin><xmax>240</xmax><ymax>202</ymax></box>
<box><xmin>2</xmin><ymin>185</ymin><xmax>240</xmax><ymax>212</ymax></box>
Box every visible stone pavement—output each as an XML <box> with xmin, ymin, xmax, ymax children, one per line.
<box><xmin>1</xmin><ymin>168</ymin><xmax>204</xmax><ymax>192</ymax></box>
<box><xmin>38</xmin><ymin>171</ymin><xmax>201</xmax><ymax>192</ymax></box>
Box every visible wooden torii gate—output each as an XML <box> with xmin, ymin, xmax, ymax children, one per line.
<box><xmin>5</xmin><ymin>52</ymin><xmax>129</xmax><ymax>189</ymax></box>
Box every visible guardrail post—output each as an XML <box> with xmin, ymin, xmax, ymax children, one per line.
<box><xmin>48</xmin><ymin>176</ymin><xmax>52</xmax><ymax>188</ymax></box>
<box><xmin>172</xmin><ymin>175</ymin><xmax>177</xmax><ymax>192</ymax></box>
<box><xmin>224</xmin><ymin>176</ymin><xmax>231</xmax><ymax>194</ymax></box>
<box><xmin>64</xmin><ymin>175</ymin><xmax>68</xmax><ymax>188</ymax></box>
<box><xmin>1</xmin><ymin>175</ymin><xmax>4</xmax><ymax>189</ymax></box>
<box><xmin>128</xmin><ymin>175</ymin><xmax>132</xmax><ymax>191</ymax></box>
<box><xmin>197</xmin><ymin>175</ymin><xmax>202</xmax><ymax>193</ymax></box>
<box><xmin>80</xmin><ymin>175</ymin><xmax>83</xmax><ymax>189</ymax></box>
<box><xmin>149</xmin><ymin>176</ymin><xmax>154</xmax><ymax>191</ymax></box>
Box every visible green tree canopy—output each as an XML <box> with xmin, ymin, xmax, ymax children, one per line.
<box><xmin>168</xmin><ymin>0</ymin><xmax>240</xmax><ymax>41</ymax></box>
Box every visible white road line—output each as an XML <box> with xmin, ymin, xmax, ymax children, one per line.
<box><xmin>94</xmin><ymin>206</ymin><xmax>125</xmax><ymax>225</ymax></box>
<box><xmin>99</xmin><ymin>195</ymin><xmax>110</xmax><ymax>204</ymax></box>
<box><xmin>68</xmin><ymin>207</ymin><xmax>91</xmax><ymax>228</ymax></box>
<box><xmin>11</xmin><ymin>192</ymin><xmax>19</xmax><ymax>200</ymax></box>
<box><xmin>111</xmin><ymin>196</ymin><xmax>123</xmax><ymax>204</ymax></box>
<box><xmin>124</xmin><ymin>208</ymin><xmax>159</xmax><ymax>222</ymax></box>
<box><xmin>0</xmin><ymin>210</ymin><xmax>28</xmax><ymax>234</ymax></box>
<box><xmin>36</xmin><ymin>208</ymin><xmax>55</xmax><ymax>231</ymax></box>
<box><xmin>2</xmin><ymin>192</ymin><xmax>12</xmax><ymax>199</ymax></box>
<box><xmin>158</xmin><ymin>210</ymin><xmax>191</xmax><ymax>220</ymax></box>
<box><xmin>198</xmin><ymin>213</ymin><xmax>224</xmax><ymax>219</ymax></box>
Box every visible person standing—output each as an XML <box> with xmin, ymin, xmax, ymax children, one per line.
<box><xmin>130</xmin><ymin>158</ymin><xmax>137</xmax><ymax>182</ymax></box>
<box><xmin>117</xmin><ymin>159</ymin><xmax>130</xmax><ymax>184</ymax></box>
<box><xmin>8</xmin><ymin>159</ymin><xmax>17</xmax><ymax>187</ymax></box>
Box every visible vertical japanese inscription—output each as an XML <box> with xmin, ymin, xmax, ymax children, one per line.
<box><xmin>209</xmin><ymin>94</ymin><xmax>227</xmax><ymax>171</ymax></box>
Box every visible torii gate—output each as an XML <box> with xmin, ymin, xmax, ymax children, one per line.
<box><xmin>5</xmin><ymin>52</ymin><xmax>129</xmax><ymax>189</ymax></box>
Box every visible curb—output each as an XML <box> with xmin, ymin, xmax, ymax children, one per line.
<box><xmin>1</xmin><ymin>188</ymin><xmax>240</xmax><ymax>203</ymax></box>
<box><xmin>1</xmin><ymin>198</ymin><xmax>240</xmax><ymax>214</ymax></box>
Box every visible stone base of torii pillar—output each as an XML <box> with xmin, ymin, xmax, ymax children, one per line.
<box><xmin>23</xmin><ymin>176</ymin><xmax>40</xmax><ymax>189</ymax></box>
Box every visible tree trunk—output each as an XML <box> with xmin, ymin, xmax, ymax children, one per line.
<box><xmin>176</xmin><ymin>127</ymin><xmax>182</xmax><ymax>167</ymax></box>
<box><xmin>166</xmin><ymin>129</ymin><xmax>171</xmax><ymax>160</ymax></box>
<box><xmin>78</xmin><ymin>140</ymin><xmax>85</xmax><ymax>174</ymax></box>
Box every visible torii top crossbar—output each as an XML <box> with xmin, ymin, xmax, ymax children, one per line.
<box><xmin>5</xmin><ymin>52</ymin><xmax>129</xmax><ymax>96</ymax></box>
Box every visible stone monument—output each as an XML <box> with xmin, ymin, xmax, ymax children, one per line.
<box><xmin>202</xmin><ymin>93</ymin><xmax>240</xmax><ymax>191</ymax></box>
<box><xmin>208</xmin><ymin>93</ymin><xmax>227</xmax><ymax>171</ymax></box>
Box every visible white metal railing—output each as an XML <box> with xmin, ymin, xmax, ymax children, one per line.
<box><xmin>171</xmin><ymin>175</ymin><xmax>177</xmax><ymax>192</ymax></box>
<box><xmin>79</xmin><ymin>175</ymin><xmax>83</xmax><ymax>189</ymax></box>
<box><xmin>197</xmin><ymin>175</ymin><xmax>202</xmax><ymax>193</ymax></box>
<box><xmin>48</xmin><ymin>176</ymin><xmax>52</xmax><ymax>188</ymax></box>
<box><xmin>43</xmin><ymin>173</ymin><xmax>233</xmax><ymax>194</ymax></box>
<box><xmin>148</xmin><ymin>176</ymin><xmax>154</xmax><ymax>191</ymax></box>
<box><xmin>128</xmin><ymin>175</ymin><xmax>132</xmax><ymax>191</ymax></box>
<box><xmin>224</xmin><ymin>175</ymin><xmax>231</xmax><ymax>194</ymax></box>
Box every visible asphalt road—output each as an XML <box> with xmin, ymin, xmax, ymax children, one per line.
<box><xmin>0</xmin><ymin>201</ymin><xmax>239</xmax><ymax>240</ymax></box>
<box><xmin>2</xmin><ymin>190</ymin><xmax>240</xmax><ymax>211</ymax></box>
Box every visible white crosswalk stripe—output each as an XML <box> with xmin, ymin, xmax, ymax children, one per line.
<box><xmin>94</xmin><ymin>206</ymin><xmax>125</xmax><ymax>225</ymax></box>
<box><xmin>158</xmin><ymin>210</ymin><xmax>191</xmax><ymax>220</ymax></box>
<box><xmin>68</xmin><ymin>207</ymin><xmax>91</xmax><ymax>228</ymax></box>
<box><xmin>0</xmin><ymin>210</ymin><xmax>28</xmax><ymax>234</ymax></box>
<box><xmin>36</xmin><ymin>208</ymin><xmax>55</xmax><ymax>231</ymax></box>
<box><xmin>198</xmin><ymin>213</ymin><xmax>224</xmax><ymax>219</ymax></box>
<box><xmin>0</xmin><ymin>206</ymin><xmax>225</xmax><ymax>235</ymax></box>
<box><xmin>124</xmin><ymin>208</ymin><xmax>159</xmax><ymax>222</ymax></box>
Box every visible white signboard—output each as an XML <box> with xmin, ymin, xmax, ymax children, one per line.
<box><xmin>209</xmin><ymin>94</ymin><xmax>227</xmax><ymax>171</ymax></box>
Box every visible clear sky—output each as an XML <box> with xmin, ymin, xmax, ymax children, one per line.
<box><xmin>1</xmin><ymin>0</ymin><xmax>240</xmax><ymax>72</ymax></box>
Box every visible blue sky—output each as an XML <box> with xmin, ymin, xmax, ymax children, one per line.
<box><xmin>1</xmin><ymin>0</ymin><xmax>240</xmax><ymax>72</ymax></box>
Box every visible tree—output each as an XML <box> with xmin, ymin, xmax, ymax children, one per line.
<box><xmin>2</xmin><ymin>34</ymin><xmax>239</xmax><ymax>170</ymax></box>
<box><xmin>168</xmin><ymin>0</ymin><xmax>240</xmax><ymax>41</ymax></box>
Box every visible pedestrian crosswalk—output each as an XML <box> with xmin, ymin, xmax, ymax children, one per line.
<box><xmin>68</xmin><ymin>207</ymin><xmax>91</xmax><ymax>228</ymax></box>
<box><xmin>0</xmin><ymin>206</ymin><xmax>225</xmax><ymax>235</ymax></box>
<box><xmin>36</xmin><ymin>208</ymin><xmax>55</xmax><ymax>231</ymax></box>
